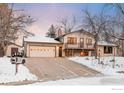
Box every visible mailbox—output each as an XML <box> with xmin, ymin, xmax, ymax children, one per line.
<box><xmin>10</xmin><ymin>57</ymin><xmax>25</xmax><ymax>64</ymax></box>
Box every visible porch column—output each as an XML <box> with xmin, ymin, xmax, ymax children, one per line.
<box><xmin>55</xmin><ymin>46</ymin><xmax>57</xmax><ymax>57</ymax></box>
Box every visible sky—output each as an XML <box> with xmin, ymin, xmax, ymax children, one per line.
<box><xmin>13</xmin><ymin>3</ymin><xmax>104</xmax><ymax>36</ymax></box>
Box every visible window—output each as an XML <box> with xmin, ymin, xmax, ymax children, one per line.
<box><xmin>67</xmin><ymin>37</ymin><xmax>77</xmax><ymax>44</ymax></box>
<box><xmin>80</xmin><ymin>38</ymin><xmax>84</xmax><ymax>48</ymax></box>
<box><xmin>104</xmin><ymin>46</ymin><xmax>113</xmax><ymax>54</ymax></box>
<box><xmin>87</xmin><ymin>38</ymin><xmax>92</xmax><ymax>45</ymax></box>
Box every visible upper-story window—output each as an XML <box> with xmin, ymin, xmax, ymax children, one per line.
<box><xmin>67</xmin><ymin>37</ymin><xmax>77</xmax><ymax>44</ymax></box>
<box><xmin>86</xmin><ymin>38</ymin><xmax>92</xmax><ymax>45</ymax></box>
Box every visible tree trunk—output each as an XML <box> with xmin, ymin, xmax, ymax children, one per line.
<box><xmin>94</xmin><ymin>35</ymin><xmax>98</xmax><ymax>59</ymax></box>
<box><xmin>122</xmin><ymin>40</ymin><xmax>124</xmax><ymax>56</ymax></box>
<box><xmin>94</xmin><ymin>44</ymin><xmax>98</xmax><ymax>59</ymax></box>
<box><xmin>1</xmin><ymin>42</ymin><xmax>8</xmax><ymax>56</ymax></box>
<box><xmin>3</xmin><ymin>46</ymin><xmax>7</xmax><ymax>56</ymax></box>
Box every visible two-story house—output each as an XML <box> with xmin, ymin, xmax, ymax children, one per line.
<box><xmin>56</xmin><ymin>29</ymin><xmax>118</xmax><ymax>57</ymax></box>
<box><xmin>56</xmin><ymin>29</ymin><xmax>95</xmax><ymax>57</ymax></box>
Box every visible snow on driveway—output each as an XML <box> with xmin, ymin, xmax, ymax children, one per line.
<box><xmin>0</xmin><ymin>57</ymin><xmax>38</xmax><ymax>84</ymax></box>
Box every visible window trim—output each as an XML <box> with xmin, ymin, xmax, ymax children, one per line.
<box><xmin>80</xmin><ymin>38</ymin><xmax>84</xmax><ymax>48</ymax></box>
<box><xmin>86</xmin><ymin>38</ymin><xmax>92</xmax><ymax>45</ymax></box>
<box><xmin>67</xmin><ymin>37</ymin><xmax>77</xmax><ymax>44</ymax></box>
<box><xmin>104</xmin><ymin>46</ymin><xmax>113</xmax><ymax>54</ymax></box>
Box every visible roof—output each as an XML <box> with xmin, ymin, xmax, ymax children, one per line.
<box><xmin>24</xmin><ymin>36</ymin><xmax>61</xmax><ymax>44</ymax></box>
<box><xmin>60</xmin><ymin>29</ymin><xmax>94</xmax><ymax>37</ymax></box>
<box><xmin>8</xmin><ymin>42</ymin><xmax>22</xmax><ymax>47</ymax></box>
<box><xmin>97</xmin><ymin>41</ymin><xmax>117</xmax><ymax>46</ymax></box>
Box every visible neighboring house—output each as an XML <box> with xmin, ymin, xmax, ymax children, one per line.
<box><xmin>6</xmin><ymin>42</ymin><xmax>22</xmax><ymax>57</ymax></box>
<box><xmin>97</xmin><ymin>41</ymin><xmax>118</xmax><ymax>57</ymax></box>
<box><xmin>57</xmin><ymin>29</ymin><xmax>96</xmax><ymax>57</ymax></box>
<box><xmin>24</xmin><ymin>36</ymin><xmax>63</xmax><ymax>57</ymax></box>
<box><xmin>5</xmin><ymin>31</ymin><xmax>34</xmax><ymax>57</ymax></box>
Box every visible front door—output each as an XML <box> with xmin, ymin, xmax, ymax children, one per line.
<box><xmin>80</xmin><ymin>38</ymin><xmax>84</xmax><ymax>48</ymax></box>
<box><xmin>0</xmin><ymin>48</ymin><xmax>4</xmax><ymax>57</ymax></box>
<box><xmin>59</xmin><ymin>47</ymin><xmax>62</xmax><ymax>57</ymax></box>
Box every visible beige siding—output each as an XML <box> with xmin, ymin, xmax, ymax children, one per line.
<box><xmin>6</xmin><ymin>44</ymin><xmax>21</xmax><ymax>57</ymax></box>
<box><xmin>62</xmin><ymin>31</ymin><xmax>95</xmax><ymax>57</ymax></box>
<box><xmin>26</xmin><ymin>43</ymin><xmax>62</xmax><ymax>57</ymax></box>
<box><xmin>97</xmin><ymin>45</ymin><xmax>118</xmax><ymax>56</ymax></box>
<box><xmin>89</xmin><ymin>51</ymin><xmax>92</xmax><ymax>56</ymax></box>
<box><xmin>14</xmin><ymin>35</ymin><xmax>24</xmax><ymax>46</ymax></box>
<box><xmin>62</xmin><ymin>31</ymin><xmax>118</xmax><ymax>57</ymax></box>
<box><xmin>63</xmin><ymin>32</ymin><xmax>95</xmax><ymax>49</ymax></box>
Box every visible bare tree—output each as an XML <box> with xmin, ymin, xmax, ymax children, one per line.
<box><xmin>82</xmin><ymin>9</ymin><xmax>110</xmax><ymax>58</ymax></box>
<box><xmin>58</xmin><ymin>16</ymin><xmax>76</xmax><ymax>34</ymax></box>
<box><xmin>103</xmin><ymin>3</ymin><xmax>124</xmax><ymax>40</ymax></box>
<box><xmin>0</xmin><ymin>4</ymin><xmax>34</xmax><ymax>55</ymax></box>
<box><xmin>113</xmin><ymin>3</ymin><xmax>124</xmax><ymax>15</ymax></box>
<box><xmin>103</xmin><ymin>4</ymin><xmax>124</xmax><ymax>56</ymax></box>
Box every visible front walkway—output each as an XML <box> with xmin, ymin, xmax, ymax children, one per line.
<box><xmin>25</xmin><ymin>57</ymin><xmax>101</xmax><ymax>81</ymax></box>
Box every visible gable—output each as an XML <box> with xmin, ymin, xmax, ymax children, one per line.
<box><xmin>62</xmin><ymin>29</ymin><xmax>94</xmax><ymax>38</ymax></box>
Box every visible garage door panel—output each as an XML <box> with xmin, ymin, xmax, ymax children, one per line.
<box><xmin>29</xmin><ymin>46</ymin><xmax>55</xmax><ymax>57</ymax></box>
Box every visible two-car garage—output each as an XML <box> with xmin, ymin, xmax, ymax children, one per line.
<box><xmin>24</xmin><ymin>36</ymin><xmax>62</xmax><ymax>57</ymax></box>
<box><xmin>29</xmin><ymin>46</ymin><xmax>56</xmax><ymax>57</ymax></box>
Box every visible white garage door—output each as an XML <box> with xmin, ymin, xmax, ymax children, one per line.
<box><xmin>29</xmin><ymin>46</ymin><xmax>55</xmax><ymax>57</ymax></box>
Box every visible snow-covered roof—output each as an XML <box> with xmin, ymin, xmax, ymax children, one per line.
<box><xmin>24</xmin><ymin>36</ymin><xmax>61</xmax><ymax>44</ymax></box>
<box><xmin>97</xmin><ymin>41</ymin><xmax>117</xmax><ymax>46</ymax></box>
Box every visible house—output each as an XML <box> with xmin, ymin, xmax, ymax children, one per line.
<box><xmin>57</xmin><ymin>29</ymin><xmax>96</xmax><ymax>57</ymax></box>
<box><xmin>5</xmin><ymin>42</ymin><xmax>23</xmax><ymax>57</ymax></box>
<box><xmin>23</xmin><ymin>29</ymin><xmax>118</xmax><ymax>58</ymax></box>
<box><xmin>97</xmin><ymin>41</ymin><xmax>118</xmax><ymax>57</ymax></box>
<box><xmin>56</xmin><ymin>29</ymin><xmax>118</xmax><ymax>57</ymax></box>
<box><xmin>4</xmin><ymin>31</ymin><xmax>34</xmax><ymax>57</ymax></box>
<box><xmin>1</xmin><ymin>28</ymin><xmax>118</xmax><ymax>58</ymax></box>
<box><xmin>24</xmin><ymin>36</ymin><xmax>63</xmax><ymax>57</ymax></box>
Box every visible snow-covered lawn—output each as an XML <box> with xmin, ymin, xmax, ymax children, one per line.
<box><xmin>30</xmin><ymin>76</ymin><xmax>124</xmax><ymax>85</ymax></box>
<box><xmin>69</xmin><ymin>56</ymin><xmax>124</xmax><ymax>76</ymax></box>
<box><xmin>0</xmin><ymin>57</ymin><xmax>38</xmax><ymax>84</ymax></box>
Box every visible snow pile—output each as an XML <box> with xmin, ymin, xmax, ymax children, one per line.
<box><xmin>68</xmin><ymin>56</ymin><xmax>124</xmax><ymax>76</ymax></box>
<box><xmin>0</xmin><ymin>57</ymin><xmax>38</xmax><ymax>83</ymax></box>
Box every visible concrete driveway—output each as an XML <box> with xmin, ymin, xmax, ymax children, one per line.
<box><xmin>25</xmin><ymin>57</ymin><xmax>100</xmax><ymax>81</ymax></box>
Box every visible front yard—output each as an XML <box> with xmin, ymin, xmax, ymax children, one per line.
<box><xmin>0</xmin><ymin>57</ymin><xmax>38</xmax><ymax>84</ymax></box>
<box><xmin>1</xmin><ymin>56</ymin><xmax>124</xmax><ymax>85</ymax></box>
<box><xmin>69</xmin><ymin>56</ymin><xmax>124</xmax><ymax>76</ymax></box>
